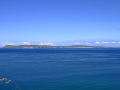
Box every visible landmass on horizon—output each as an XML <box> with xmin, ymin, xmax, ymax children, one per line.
<box><xmin>3</xmin><ymin>45</ymin><xmax>120</xmax><ymax>49</ymax></box>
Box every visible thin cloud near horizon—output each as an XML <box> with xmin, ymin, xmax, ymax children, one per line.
<box><xmin>1</xmin><ymin>40</ymin><xmax>120</xmax><ymax>47</ymax></box>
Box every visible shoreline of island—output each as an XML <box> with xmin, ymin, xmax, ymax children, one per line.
<box><xmin>2</xmin><ymin>45</ymin><xmax>120</xmax><ymax>49</ymax></box>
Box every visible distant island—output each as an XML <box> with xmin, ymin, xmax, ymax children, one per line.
<box><xmin>3</xmin><ymin>45</ymin><xmax>105</xmax><ymax>49</ymax></box>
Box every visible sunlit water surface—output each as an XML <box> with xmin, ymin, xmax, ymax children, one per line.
<box><xmin>0</xmin><ymin>48</ymin><xmax>120</xmax><ymax>90</ymax></box>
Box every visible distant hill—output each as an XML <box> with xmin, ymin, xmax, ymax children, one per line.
<box><xmin>3</xmin><ymin>45</ymin><xmax>102</xmax><ymax>49</ymax></box>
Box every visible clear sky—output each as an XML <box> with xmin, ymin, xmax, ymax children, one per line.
<box><xmin>0</xmin><ymin>0</ymin><xmax>120</xmax><ymax>44</ymax></box>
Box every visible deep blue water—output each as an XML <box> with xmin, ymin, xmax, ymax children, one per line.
<box><xmin>0</xmin><ymin>48</ymin><xmax>120</xmax><ymax>90</ymax></box>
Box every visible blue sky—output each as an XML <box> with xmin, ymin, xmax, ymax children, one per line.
<box><xmin>0</xmin><ymin>0</ymin><xmax>120</xmax><ymax>46</ymax></box>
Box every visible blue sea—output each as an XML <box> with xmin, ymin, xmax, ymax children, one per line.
<box><xmin>0</xmin><ymin>48</ymin><xmax>120</xmax><ymax>90</ymax></box>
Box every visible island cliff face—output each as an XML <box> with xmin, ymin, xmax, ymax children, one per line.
<box><xmin>3</xmin><ymin>45</ymin><xmax>99</xmax><ymax>49</ymax></box>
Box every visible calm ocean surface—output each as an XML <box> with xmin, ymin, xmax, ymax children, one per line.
<box><xmin>0</xmin><ymin>48</ymin><xmax>120</xmax><ymax>90</ymax></box>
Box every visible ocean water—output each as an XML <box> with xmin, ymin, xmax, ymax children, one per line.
<box><xmin>0</xmin><ymin>48</ymin><xmax>120</xmax><ymax>90</ymax></box>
